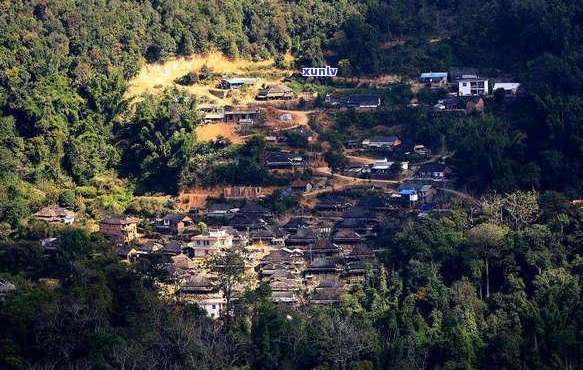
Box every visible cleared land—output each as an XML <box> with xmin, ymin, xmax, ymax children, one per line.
<box><xmin>195</xmin><ymin>122</ymin><xmax>243</xmax><ymax>143</ymax></box>
<box><xmin>128</xmin><ymin>53</ymin><xmax>304</xmax><ymax>142</ymax></box>
<box><xmin>127</xmin><ymin>52</ymin><xmax>295</xmax><ymax>106</ymax></box>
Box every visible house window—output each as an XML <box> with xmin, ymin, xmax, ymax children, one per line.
<box><xmin>462</xmin><ymin>82</ymin><xmax>467</xmax><ymax>87</ymax></box>
<box><xmin>212</xmin><ymin>305</ymin><xmax>216</xmax><ymax>309</ymax></box>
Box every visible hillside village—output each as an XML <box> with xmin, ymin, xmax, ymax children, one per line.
<box><xmin>3</xmin><ymin>1</ymin><xmax>583</xmax><ymax>368</ymax></box>
<box><xmin>35</xmin><ymin>64</ymin><xmax>521</xmax><ymax>317</ymax></box>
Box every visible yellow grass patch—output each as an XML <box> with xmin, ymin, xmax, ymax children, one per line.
<box><xmin>195</xmin><ymin>122</ymin><xmax>243</xmax><ymax>144</ymax></box>
<box><xmin>127</xmin><ymin>52</ymin><xmax>295</xmax><ymax>105</ymax></box>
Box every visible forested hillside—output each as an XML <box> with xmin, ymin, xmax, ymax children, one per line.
<box><xmin>1</xmin><ymin>1</ymin><xmax>583</xmax><ymax>369</ymax></box>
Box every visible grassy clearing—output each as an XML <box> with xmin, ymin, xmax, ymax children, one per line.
<box><xmin>127</xmin><ymin>53</ymin><xmax>314</xmax><ymax>142</ymax></box>
<box><xmin>127</xmin><ymin>52</ymin><xmax>296</xmax><ymax>106</ymax></box>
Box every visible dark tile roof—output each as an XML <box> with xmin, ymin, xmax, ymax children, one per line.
<box><xmin>266</xmin><ymin>152</ymin><xmax>291</xmax><ymax>163</ymax></box>
<box><xmin>288</xmin><ymin>226</ymin><xmax>317</xmax><ymax>240</ymax></box>
<box><xmin>101</xmin><ymin>214</ymin><xmax>137</xmax><ymax>225</ymax></box>
<box><xmin>348</xmin><ymin>244</ymin><xmax>375</xmax><ymax>259</ymax></box>
<box><xmin>229</xmin><ymin>213</ymin><xmax>262</xmax><ymax>229</ymax></box>
<box><xmin>344</xmin><ymin>207</ymin><xmax>377</xmax><ymax>220</ymax></box>
<box><xmin>162</xmin><ymin>213</ymin><xmax>189</xmax><ymax>226</ymax></box>
<box><xmin>162</xmin><ymin>240</ymin><xmax>184</xmax><ymax>254</ymax></box>
<box><xmin>419</xmin><ymin>162</ymin><xmax>450</xmax><ymax>173</ymax></box>
<box><xmin>357</xmin><ymin>195</ymin><xmax>387</xmax><ymax>208</ymax></box>
<box><xmin>240</xmin><ymin>203</ymin><xmax>270</xmax><ymax>215</ymax></box>
<box><xmin>137</xmin><ymin>240</ymin><xmax>163</xmax><ymax>253</ymax></box>
<box><xmin>283</xmin><ymin>217</ymin><xmax>309</xmax><ymax>231</ymax></box>
<box><xmin>207</xmin><ymin>203</ymin><xmax>235</xmax><ymax>212</ymax></box>
<box><xmin>346</xmin><ymin>94</ymin><xmax>381</xmax><ymax>107</ymax></box>
<box><xmin>368</xmin><ymin>136</ymin><xmax>400</xmax><ymax>143</ymax></box>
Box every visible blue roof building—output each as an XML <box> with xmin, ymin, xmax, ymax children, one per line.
<box><xmin>420</xmin><ymin>72</ymin><xmax>448</xmax><ymax>83</ymax></box>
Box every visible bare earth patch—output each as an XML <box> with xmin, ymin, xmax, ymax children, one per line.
<box><xmin>195</xmin><ymin>122</ymin><xmax>243</xmax><ymax>144</ymax></box>
<box><xmin>127</xmin><ymin>52</ymin><xmax>295</xmax><ymax>105</ymax></box>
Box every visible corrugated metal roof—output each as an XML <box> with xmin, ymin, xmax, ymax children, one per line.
<box><xmin>420</xmin><ymin>72</ymin><xmax>448</xmax><ymax>79</ymax></box>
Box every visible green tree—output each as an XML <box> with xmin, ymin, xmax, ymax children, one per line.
<box><xmin>206</xmin><ymin>246</ymin><xmax>247</xmax><ymax>320</ymax></box>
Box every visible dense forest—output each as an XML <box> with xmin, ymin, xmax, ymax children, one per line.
<box><xmin>1</xmin><ymin>0</ymin><xmax>583</xmax><ymax>369</ymax></box>
<box><xmin>2</xmin><ymin>191</ymin><xmax>583</xmax><ymax>369</ymax></box>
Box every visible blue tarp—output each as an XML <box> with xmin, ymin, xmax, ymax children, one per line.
<box><xmin>399</xmin><ymin>189</ymin><xmax>417</xmax><ymax>195</ymax></box>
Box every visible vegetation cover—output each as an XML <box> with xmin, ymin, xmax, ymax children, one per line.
<box><xmin>0</xmin><ymin>0</ymin><xmax>582</xmax><ymax>369</ymax></box>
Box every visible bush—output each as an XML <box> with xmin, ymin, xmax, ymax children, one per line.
<box><xmin>58</xmin><ymin>190</ymin><xmax>78</xmax><ymax>210</ymax></box>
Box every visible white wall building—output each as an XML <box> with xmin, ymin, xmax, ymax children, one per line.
<box><xmin>188</xmin><ymin>229</ymin><xmax>234</xmax><ymax>258</ymax></box>
<box><xmin>493</xmin><ymin>82</ymin><xmax>520</xmax><ymax>95</ymax></box>
<box><xmin>458</xmin><ymin>79</ymin><xmax>489</xmax><ymax>96</ymax></box>
<box><xmin>197</xmin><ymin>297</ymin><xmax>227</xmax><ymax>319</ymax></box>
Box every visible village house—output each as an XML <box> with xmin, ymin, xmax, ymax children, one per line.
<box><xmin>196</xmin><ymin>297</ymin><xmax>228</xmax><ymax>319</ymax></box>
<box><xmin>40</xmin><ymin>237</ymin><xmax>61</xmax><ymax>252</ymax></box>
<box><xmin>259</xmin><ymin>261</ymin><xmax>297</xmax><ymax>280</ymax></box>
<box><xmin>419</xmin><ymin>72</ymin><xmax>448</xmax><ymax>86</ymax></box>
<box><xmin>34</xmin><ymin>205</ymin><xmax>76</xmax><ymax>224</ymax></box>
<box><xmin>206</xmin><ymin>203</ymin><xmax>238</xmax><ymax>218</ymax></box>
<box><xmin>346</xmin><ymin>94</ymin><xmax>382</xmax><ymax>110</ymax></box>
<box><xmin>157</xmin><ymin>213</ymin><xmax>193</xmax><ymax>234</ymax></box>
<box><xmin>219</xmin><ymin>78</ymin><xmax>255</xmax><ymax>90</ymax></box>
<box><xmin>161</xmin><ymin>240</ymin><xmax>186</xmax><ymax>256</ymax></box>
<box><xmin>357</xmin><ymin>195</ymin><xmax>390</xmax><ymax>211</ymax></box>
<box><xmin>309</xmin><ymin>277</ymin><xmax>345</xmax><ymax>304</ymax></box>
<box><xmin>493</xmin><ymin>82</ymin><xmax>521</xmax><ymax>95</ymax></box>
<box><xmin>315</xmin><ymin>195</ymin><xmax>353</xmax><ymax>212</ymax></box>
<box><xmin>399</xmin><ymin>182</ymin><xmax>437</xmax><ymax>202</ymax></box>
<box><xmin>342</xmin><ymin>162</ymin><xmax>371</xmax><ymax>177</ymax></box>
<box><xmin>345</xmin><ymin>243</ymin><xmax>376</xmax><ymax>262</ymax></box>
<box><xmin>224</xmin><ymin>109</ymin><xmax>261</xmax><ymax>122</ymax></box>
<box><xmin>269</xmin><ymin>272</ymin><xmax>301</xmax><ymax>304</ymax></box>
<box><xmin>334</xmin><ymin>217</ymin><xmax>376</xmax><ymax>235</ymax></box>
<box><xmin>229</xmin><ymin>213</ymin><xmax>263</xmax><ymax>230</ymax></box>
<box><xmin>223</xmin><ymin>186</ymin><xmax>263</xmax><ymax>200</ymax></box>
<box><xmin>465</xmin><ymin>96</ymin><xmax>485</xmax><ymax>112</ymax></box>
<box><xmin>250</xmin><ymin>226</ymin><xmax>288</xmax><ymax>247</ymax></box>
<box><xmin>345</xmin><ymin>139</ymin><xmax>361</xmax><ymax>149</ymax></box>
<box><xmin>114</xmin><ymin>244</ymin><xmax>138</xmax><ymax>262</ymax></box>
<box><xmin>343</xmin><ymin>207</ymin><xmax>378</xmax><ymax>223</ymax></box>
<box><xmin>434</xmin><ymin>96</ymin><xmax>484</xmax><ymax>113</ymax></box>
<box><xmin>99</xmin><ymin>215</ymin><xmax>139</xmax><ymax>242</ymax></box>
<box><xmin>135</xmin><ymin>240</ymin><xmax>164</xmax><ymax>256</ymax></box>
<box><xmin>286</xmin><ymin>226</ymin><xmax>318</xmax><ymax>247</ymax></box>
<box><xmin>240</xmin><ymin>203</ymin><xmax>272</xmax><ymax>219</ymax></box>
<box><xmin>417</xmin><ymin>163</ymin><xmax>453</xmax><ymax>179</ymax></box>
<box><xmin>198</xmin><ymin>105</ymin><xmax>225</xmax><ymax>123</ymax></box>
<box><xmin>303</xmin><ymin>258</ymin><xmax>341</xmax><ymax>277</ymax></box>
<box><xmin>258</xmin><ymin>249</ymin><xmax>303</xmax><ymax>277</ymax></box>
<box><xmin>448</xmin><ymin>67</ymin><xmax>480</xmax><ymax>82</ymax></box>
<box><xmin>282</xmin><ymin>217</ymin><xmax>309</xmax><ymax>232</ymax></box>
<box><xmin>266</xmin><ymin>152</ymin><xmax>293</xmax><ymax>169</ymax></box>
<box><xmin>0</xmin><ymin>278</ymin><xmax>16</xmax><ymax>302</ymax></box>
<box><xmin>343</xmin><ymin>259</ymin><xmax>378</xmax><ymax>284</ymax></box>
<box><xmin>287</xmin><ymin>127</ymin><xmax>315</xmax><ymax>142</ymax></box>
<box><xmin>236</xmin><ymin>118</ymin><xmax>255</xmax><ymax>134</ymax></box>
<box><xmin>331</xmin><ymin>229</ymin><xmax>365</xmax><ymax>245</ymax></box>
<box><xmin>458</xmin><ymin>79</ymin><xmax>489</xmax><ymax>96</ymax></box>
<box><xmin>290</xmin><ymin>179</ymin><xmax>313</xmax><ymax>193</ymax></box>
<box><xmin>306</xmin><ymin>239</ymin><xmax>342</xmax><ymax>259</ymax></box>
<box><xmin>255</xmin><ymin>85</ymin><xmax>295</xmax><ymax>100</ymax></box>
<box><xmin>398</xmin><ymin>189</ymin><xmax>419</xmax><ymax>203</ymax></box>
<box><xmin>362</xmin><ymin>136</ymin><xmax>401</xmax><ymax>149</ymax></box>
<box><xmin>184</xmin><ymin>229</ymin><xmax>234</xmax><ymax>258</ymax></box>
